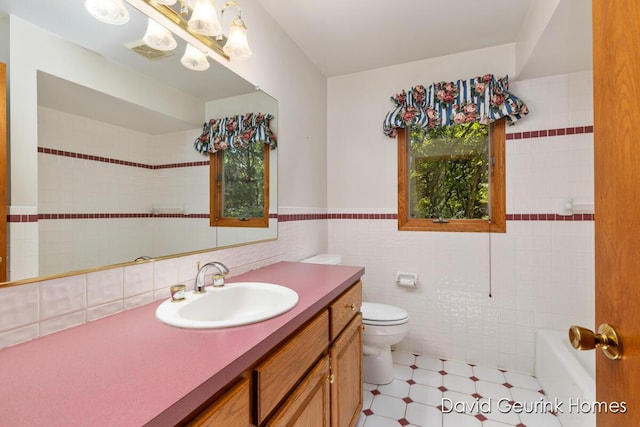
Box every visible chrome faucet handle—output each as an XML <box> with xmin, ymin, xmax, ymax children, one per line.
<box><xmin>212</xmin><ymin>273</ymin><xmax>226</xmax><ymax>287</ymax></box>
<box><xmin>194</xmin><ymin>261</ymin><xmax>230</xmax><ymax>292</ymax></box>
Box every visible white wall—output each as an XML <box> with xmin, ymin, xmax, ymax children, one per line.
<box><xmin>327</xmin><ymin>46</ymin><xmax>594</xmax><ymax>373</ymax></box>
<box><xmin>0</xmin><ymin>15</ymin><xmax>8</xmax><ymax>63</ymax></box>
<box><xmin>224</xmin><ymin>0</ymin><xmax>329</xmax><ymax>211</ymax></box>
<box><xmin>516</xmin><ymin>0</ymin><xmax>561</xmax><ymax>77</ymax></box>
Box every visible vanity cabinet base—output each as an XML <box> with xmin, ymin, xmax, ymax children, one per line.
<box><xmin>184</xmin><ymin>280</ymin><xmax>363</xmax><ymax>427</ymax></box>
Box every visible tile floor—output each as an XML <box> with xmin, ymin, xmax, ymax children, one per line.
<box><xmin>357</xmin><ymin>351</ymin><xmax>563</xmax><ymax>427</ymax></box>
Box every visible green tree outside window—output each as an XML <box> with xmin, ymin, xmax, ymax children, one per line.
<box><xmin>409</xmin><ymin>122</ymin><xmax>490</xmax><ymax>221</ymax></box>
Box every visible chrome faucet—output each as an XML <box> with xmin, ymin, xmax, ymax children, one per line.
<box><xmin>194</xmin><ymin>261</ymin><xmax>230</xmax><ymax>293</ymax></box>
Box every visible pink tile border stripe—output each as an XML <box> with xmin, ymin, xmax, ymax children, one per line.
<box><xmin>8</xmin><ymin>214</ymin><xmax>40</xmax><ymax>223</ymax></box>
<box><xmin>506</xmin><ymin>125</ymin><xmax>594</xmax><ymax>140</ymax></box>
<box><xmin>279</xmin><ymin>213</ymin><xmax>594</xmax><ymax>222</ymax></box>
<box><xmin>8</xmin><ymin>213</ymin><xmax>594</xmax><ymax>223</ymax></box>
<box><xmin>279</xmin><ymin>213</ymin><xmax>397</xmax><ymax>222</ymax></box>
<box><xmin>8</xmin><ymin>213</ymin><xmax>278</xmax><ymax>223</ymax></box>
<box><xmin>506</xmin><ymin>213</ymin><xmax>594</xmax><ymax>221</ymax></box>
<box><xmin>38</xmin><ymin>147</ymin><xmax>209</xmax><ymax>169</ymax></box>
<box><xmin>8</xmin><ymin>213</ymin><xmax>209</xmax><ymax>222</ymax></box>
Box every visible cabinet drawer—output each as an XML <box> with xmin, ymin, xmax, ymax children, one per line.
<box><xmin>254</xmin><ymin>310</ymin><xmax>329</xmax><ymax>424</ymax></box>
<box><xmin>187</xmin><ymin>377</ymin><xmax>251</xmax><ymax>427</ymax></box>
<box><xmin>329</xmin><ymin>281</ymin><xmax>362</xmax><ymax>341</ymax></box>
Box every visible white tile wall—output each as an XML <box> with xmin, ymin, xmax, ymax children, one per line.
<box><xmin>123</xmin><ymin>262</ymin><xmax>154</xmax><ymax>298</ymax></box>
<box><xmin>8</xmin><ymin>206</ymin><xmax>39</xmax><ymax>280</ymax></box>
<box><xmin>34</xmin><ymin>106</ymin><xmax>209</xmax><ymax>277</ymax></box>
<box><xmin>87</xmin><ymin>268</ymin><xmax>124</xmax><ymax>306</ymax></box>
<box><xmin>39</xmin><ymin>275</ymin><xmax>86</xmax><ymax>320</ymax></box>
<box><xmin>0</xmin><ymin>283</ymin><xmax>38</xmax><ymax>331</ymax></box>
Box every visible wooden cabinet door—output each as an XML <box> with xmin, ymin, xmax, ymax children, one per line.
<box><xmin>254</xmin><ymin>311</ymin><xmax>329</xmax><ymax>424</ymax></box>
<box><xmin>266</xmin><ymin>355</ymin><xmax>331</xmax><ymax>427</ymax></box>
<box><xmin>330</xmin><ymin>313</ymin><xmax>363</xmax><ymax>427</ymax></box>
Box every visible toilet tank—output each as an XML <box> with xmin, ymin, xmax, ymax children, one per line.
<box><xmin>301</xmin><ymin>254</ymin><xmax>342</xmax><ymax>265</ymax></box>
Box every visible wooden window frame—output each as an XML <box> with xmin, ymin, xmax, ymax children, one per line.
<box><xmin>397</xmin><ymin>118</ymin><xmax>506</xmax><ymax>233</ymax></box>
<box><xmin>209</xmin><ymin>144</ymin><xmax>270</xmax><ymax>228</ymax></box>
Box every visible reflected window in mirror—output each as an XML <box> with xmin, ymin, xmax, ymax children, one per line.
<box><xmin>195</xmin><ymin>112</ymin><xmax>277</xmax><ymax>228</ymax></box>
<box><xmin>210</xmin><ymin>143</ymin><xmax>270</xmax><ymax>227</ymax></box>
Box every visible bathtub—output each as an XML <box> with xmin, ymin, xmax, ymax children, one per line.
<box><xmin>535</xmin><ymin>329</ymin><xmax>595</xmax><ymax>427</ymax></box>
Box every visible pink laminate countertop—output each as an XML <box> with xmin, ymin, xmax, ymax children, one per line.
<box><xmin>0</xmin><ymin>261</ymin><xmax>364</xmax><ymax>427</ymax></box>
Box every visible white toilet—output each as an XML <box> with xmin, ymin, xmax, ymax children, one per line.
<box><xmin>301</xmin><ymin>254</ymin><xmax>410</xmax><ymax>385</ymax></box>
<box><xmin>360</xmin><ymin>301</ymin><xmax>409</xmax><ymax>384</ymax></box>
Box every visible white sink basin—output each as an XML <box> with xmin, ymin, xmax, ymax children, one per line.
<box><xmin>155</xmin><ymin>282</ymin><xmax>299</xmax><ymax>329</ymax></box>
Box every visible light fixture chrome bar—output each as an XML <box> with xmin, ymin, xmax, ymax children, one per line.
<box><xmin>124</xmin><ymin>0</ymin><xmax>230</xmax><ymax>60</ymax></box>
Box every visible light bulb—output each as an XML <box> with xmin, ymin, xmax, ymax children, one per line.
<box><xmin>143</xmin><ymin>18</ymin><xmax>177</xmax><ymax>51</ymax></box>
<box><xmin>181</xmin><ymin>44</ymin><xmax>210</xmax><ymax>71</ymax></box>
<box><xmin>188</xmin><ymin>0</ymin><xmax>222</xmax><ymax>37</ymax></box>
<box><xmin>84</xmin><ymin>0</ymin><xmax>129</xmax><ymax>25</ymax></box>
<box><xmin>223</xmin><ymin>17</ymin><xmax>251</xmax><ymax>60</ymax></box>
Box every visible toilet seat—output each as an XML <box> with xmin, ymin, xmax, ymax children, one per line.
<box><xmin>361</xmin><ymin>302</ymin><xmax>409</xmax><ymax>326</ymax></box>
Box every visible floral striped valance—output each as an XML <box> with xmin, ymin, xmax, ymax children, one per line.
<box><xmin>383</xmin><ymin>74</ymin><xmax>529</xmax><ymax>137</ymax></box>
<box><xmin>194</xmin><ymin>112</ymin><xmax>277</xmax><ymax>154</ymax></box>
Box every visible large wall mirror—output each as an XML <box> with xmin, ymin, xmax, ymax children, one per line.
<box><xmin>0</xmin><ymin>0</ymin><xmax>277</xmax><ymax>282</ymax></box>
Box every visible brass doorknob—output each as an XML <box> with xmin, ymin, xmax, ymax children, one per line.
<box><xmin>569</xmin><ymin>323</ymin><xmax>622</xmax><ymax>360</ymax></box>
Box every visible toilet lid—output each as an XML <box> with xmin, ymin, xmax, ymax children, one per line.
<box><xmin>361</xmin><ymin>302</ymin><xmax>409</xmax><ymax>325</ymax></box>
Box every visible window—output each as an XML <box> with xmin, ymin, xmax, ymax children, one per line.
<box><xmin>397</xmin><ymin>117</ymin><xmax>505</xmax><ymax>232</ymax></box>
<box><xmin>210</xmin><ymin>143</ymin><xmax>270</xmax><ymax>228</ymax></box>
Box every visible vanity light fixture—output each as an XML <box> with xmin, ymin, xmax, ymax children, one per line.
<box><xmin>188</xmin><ymin>0</ymin><xmax>223</xmax><ymax>37</ymax></box>
<box><xmin>84</xmin><ymin>0</ymin><xmax>130</xmax><ymax>25</ymax></box>
<box><xmin>142</xmin><ymin>18</ymin><xmax>178</xmax><ymax>51</ymax></box>
<box><xmin>181</xmin><ymin>43</ymin><xmax>211</xmax><ymax>71</ymax></box>
<box><xmin>84</xmin><ymin>0</ymin><xmax>252</xmax><ymax>69</ymax></box>
<box><xmin>222</xmin><ymin>13</ymin><xmax>251</xmax><ymax>59</ymax></box>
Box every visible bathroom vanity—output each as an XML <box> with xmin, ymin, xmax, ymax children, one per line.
<box><xmin>0</xmin><ymin>261</ymin><xmax>364</xmax><ymax>426</ymax></box>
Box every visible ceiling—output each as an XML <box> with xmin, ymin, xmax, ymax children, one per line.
<box><xmin>254</xmin><ymin>0</ymin><xmax>592</xmax><ymax>79</ymax></box>
<box><xmin>0</xmin><ymin>0</ymin><xmax>592</xmax><ymax>118</ymax></box>
<box><xmin>255</xmin><ymin>0</ymin><xmax>534</xmax><ymax>77</ymax></box>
